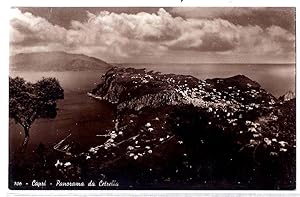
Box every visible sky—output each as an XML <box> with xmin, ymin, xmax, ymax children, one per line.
<box><xmin>10</xmin><ymin>7</ymin><xmax>295</xmax><ymax>63</ymax></box>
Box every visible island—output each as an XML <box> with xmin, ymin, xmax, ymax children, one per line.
<box><xmin>53</xmin><ymin>67</ymin><xmax>295</xmax><ymax>189</ymax></box>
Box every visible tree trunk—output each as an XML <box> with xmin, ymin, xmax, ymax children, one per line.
<box><xmin>21</xmin><ymin>127</ymin><xmax>30</xmax><ymax>152</ymax></box>
<box><xmin>24</xmin><ymin>127</ymin><xmax>29</xmax><ymax>138</ymax></box>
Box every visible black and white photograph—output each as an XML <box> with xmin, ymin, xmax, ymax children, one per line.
<box><xmin>9</xmin><ymin>7</ymin><xmax>296</xmax><ymax>190</ymax></box>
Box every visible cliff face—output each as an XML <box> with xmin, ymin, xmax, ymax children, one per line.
<box><xmin>65</xmin><ymin>67</ymin><xmax>295</xmax><ymax>189</ymax></box>
<box><xmin>278</xmin><ymin>91</ymin><xmax>296</xmax><ymax>102</ymax></box>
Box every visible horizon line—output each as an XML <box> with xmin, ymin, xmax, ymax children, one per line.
<box><xmin>11</xmin><ymin>51</ymin><xmax>296</xmax><ymax>65</ymax></box>
<box><xmin>112</xmin><ymin>62</ymin><xmax>296</xmax><ymax>65</ymax></box>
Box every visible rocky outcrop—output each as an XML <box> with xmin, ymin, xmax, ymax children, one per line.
<box><xmin>90</xmin><ymin>67</ymin><xmax>277</xmax><ymax>112</ymax></box>
<box><xmin>278</xmin><ymin>91</ymin><xmax>295</xmax><ymax>102</ymax></box>
<box><xmin>57</xmin><ymin>67</ymin><xmax>295</xmax><ymax>189</ymax></box>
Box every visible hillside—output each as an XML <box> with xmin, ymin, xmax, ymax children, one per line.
<box><xmin>10</xmin><ymin>51</ymin><xmax>112</xmax><ymax>71</ymax></box>
<box><xmin>10</xmin><ymin>67</ymin><xmax>295</xmax><ymax>189</ymax></box>
<box><xmin>52</xmin><ymin>67</ymin><xmax>295</xmax><ymax>189</ymax></box>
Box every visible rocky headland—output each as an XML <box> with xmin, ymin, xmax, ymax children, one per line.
<box><xmin>50</xmin><ymin>67</ymin><xmax>295</xmax><ymax>189</ymax></box>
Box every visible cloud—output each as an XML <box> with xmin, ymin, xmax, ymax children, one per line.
<box><xmin>234</xmin><ymin>25</ymin><xmax>295</xmax><ymax>55</ymax></box>
<box><xmin>10</xmin><ymin>8</ymin><xmax>67</xmax><ymax>45</ymax></box>
<box><xmin>164</xmin><ymin>18</ymin><xmax>240</xmax><ymax>52</ymax></box>
<box><xmin>171</xmin><ymin>7</ymin><xmax>253</xmax><ymax>19</ymax></box>
<box><xmin>170</xmin><ymin>7</ymin><xmax>295</xmax><ymax>33</ymax></box>
<box><xmin>10</xmin><ymin>8</ymin><xmax>295</xmax><ymax>62</ymax></box>
<box><xmin>163</xmin><ymin>17</ymin><xmax>294</xmax><ymax>55</ymax></box>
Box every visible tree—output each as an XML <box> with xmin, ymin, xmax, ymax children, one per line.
<box><xmin>9</xmin><ymin>76</ymin><xmax>64</xmax><ymax>149</ymax></box>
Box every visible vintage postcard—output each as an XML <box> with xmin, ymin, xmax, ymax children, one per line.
<box><xmin>9</xmin><ymin>7</ymin><xmax>296</xmax><ymax>191</ymax></box>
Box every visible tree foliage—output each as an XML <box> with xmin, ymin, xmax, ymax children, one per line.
<box><xmin>9</xmin><ymin>76</ymin><xmax>64</xmax><ymax>137</ymax></box>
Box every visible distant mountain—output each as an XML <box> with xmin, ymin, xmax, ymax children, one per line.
<box><xmin>10</xmin><ymin>51</ymin><xmax>112</xmax><ymax>71</ymax></box>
